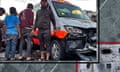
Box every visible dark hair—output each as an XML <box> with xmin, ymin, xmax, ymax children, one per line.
<box><xmin>0</xmin><ymin>7</ymin><xmax>5</xmax><ymax>14</ymax></box>
<box><xmin>27</xmin><ymin>3</ymin><xmax>33</xmax><ymax>9</ymax></box>
<box><xmin>10</xmin><ymin>7</ymin><xmax>17</xmax><ymax>15</ymax></box>
<box><xmin>41</xmin><ymin>0</ymin><xmax>48</xmax><ymax>8</ymax></box>
<box><xmin>41</xmin><ymin>0</ymin><xmax>47</xmax><ymax>4</ymax></box>
<box><xmin>41</xmin><ymin>0</ymin><xmax>47</xmax><ymax>2</ymax></box>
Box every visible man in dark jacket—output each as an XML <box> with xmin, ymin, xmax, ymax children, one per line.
<box><xmin>18</xmin><ymin>3</ymin><xmax>34</xmax><ymax>60</ymax></box>
<box><xmin>34</xmin><ymin>0</ymin><xmax>55</xmax><ymax>60</ymax></box>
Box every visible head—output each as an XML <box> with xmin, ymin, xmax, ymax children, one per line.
<box><xmin>41</xmin><ymin>0</ymin><xmax>48</xmax><ymax>8</ymax></box>
<box><xmin>27</xmin><ymin>3</ymin><xmax>33</xmax><ymax>9</ymax></box>
<box><xmin>10</xmin><ymin>7</ymin><xmax>17</xmax><ymax>15</ymax></box>
<box><xmin>0</xmin><ymin>7</ymin><xmax>5</xmax><ymax>16</ymax></box>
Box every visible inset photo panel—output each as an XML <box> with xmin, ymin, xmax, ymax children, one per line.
<box><xmin>0</xmin><ymin>0</ymin><xmax>98</xmax><ymax>62</ymax></box>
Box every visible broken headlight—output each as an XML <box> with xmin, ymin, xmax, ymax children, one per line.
<box><xmin>64</xmin><ymin>26</ymin><xmax>83</xmax><ymax>34</ymax></box>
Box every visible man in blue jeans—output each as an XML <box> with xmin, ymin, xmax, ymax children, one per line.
<box><xmin>18</xmin><ymin>3</ymin><xmax>34</xmax><ymax>60</ymax></box>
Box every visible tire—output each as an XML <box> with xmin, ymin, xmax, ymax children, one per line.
<box><xmin>50</xmin><ymin>40</ymin><xmax>65</xmax><ymax>60</ymax></box>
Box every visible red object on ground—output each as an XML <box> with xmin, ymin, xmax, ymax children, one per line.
<box><xmin>32</xmin><ymin>29</ymin><xmax>40</xmax><ymax>45</ymax></box>
<box><xmin>32</xmin><ymin>38</ymin><xmax>40</xmax><ymax>45</ymax></box>
<box><xmin>32</xmin><ymin>29</ymin><xmax>46</xmax><ymax>48</ymax></box>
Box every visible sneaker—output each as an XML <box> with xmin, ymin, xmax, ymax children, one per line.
<box><xmin>18</xmin><ymin>56</ymin><xmax>24</xmax><ymax>60</ymax></box>
<box><xmin>46</xmin><ymin>52</ymin><xmax>50</xmax><ymax>61</ymax></box>
<box><xmin>4</xmin><ymin>58</ymin><xmax>10</xmax><ymax>61</ymax></box>
<box><xmin>26</xmin><ymin>57</ymin><xmax>31</xmax><ymax>61</ymax></box>
<box><xmin>38</xmin><ymin>59</ymin><xmax>41</xmax><ymax>61</ymax></box>
<box><xmin>10</xmin><ymin>58</ymin><xmax>15</xmax><ymax>61</ymax></box>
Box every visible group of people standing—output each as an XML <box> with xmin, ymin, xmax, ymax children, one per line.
<box><xmin>0</xmin><ymin>0</ymin><xmax>55</xmax><ymax>61</ymax></box>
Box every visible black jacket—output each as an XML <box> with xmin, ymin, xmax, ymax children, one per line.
<box><xmin>35</xmin><ymin>7</ymin><xmax>55</xmax><ymax>29</ymax></box>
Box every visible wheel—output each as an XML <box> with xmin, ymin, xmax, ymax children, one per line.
<box><xmin>50</xmin><ymin>40</ymin><xmax>65</xmax><ymax>60</ymax></box>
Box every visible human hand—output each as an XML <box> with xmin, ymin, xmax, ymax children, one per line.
<box><xmin>18</xmin><ymin>34</ymin><xmax>21</xmax><ymax>39</ymax></box>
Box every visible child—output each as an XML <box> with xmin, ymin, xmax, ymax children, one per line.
<box><xmin>3</xmin><ymin>7</ymin><xmax>21</xmax><ymax>60</ymax></box>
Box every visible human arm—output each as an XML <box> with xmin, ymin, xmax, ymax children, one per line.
<box><xmin>2</xmin><ymin>16</ymin><xmax>7</xmax><ymax>37</ymax></box>
<box><xmin>34</xmin><ymin>10</ymin><xmax>39</xmax><ymax>30</ymax></box>
<box><xmin>49</xmin><ymin>9</ymin><xmax>56</xmax><ymax>30</ymax></box>
<box><xmin>17</xmin><ymin>24</ymin><xmax>21</xmax><ymax>39</ymax></box>
<box><xmin>16</xmin><ymin>16</ymin><xmax>21</xmax><ymax>39</ymax></box>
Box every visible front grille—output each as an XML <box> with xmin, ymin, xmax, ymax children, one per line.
<box><xmin>66</xmin><ymin>40</ymin><xmax>86</xmax><ymax>49</ymax></box>
<box><xmin>66</xmin><ymin>34</ymin><xmax>86</xmax><ymax>40</ymax></box>
<box><xmin>65</xmin><ymin>28</ymin><xmax>96</xmax><ymax>51</ymax></box>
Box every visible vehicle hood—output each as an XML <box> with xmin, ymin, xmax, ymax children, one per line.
<box><xmin>58</xmin><ymin>17</ymin><xmax>96</xmax><ymax>29</ymax></box>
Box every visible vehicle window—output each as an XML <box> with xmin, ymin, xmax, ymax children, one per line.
<box><xmin>52</xmin><ymin>1</ymin><xmax>90</xmax><ymax>20</ymax></box>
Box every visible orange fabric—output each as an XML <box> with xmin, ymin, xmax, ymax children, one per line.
<box><xmin>32</xmin><ymin>29</ymin><xmax>47</xmax><ymax>48</ymax></box>
<box><xmin>32</xmin><ymin>29</ymin><xmax>40</xmax><ymax>45</ymax></box>
<box><xmin>32</xmin><ymin>38</ymin><xmax>40</xmax><ymax>45</ymax></box>
<box><xmin>54</xmin><ymin>30</ymin><xmax>68</xmax><ymax>39</ymax></box>
<box><xmin>32</xmin><ymin>38</ymin><xmax>46</xmax><ymax>48</ymax></box>
<box><xmin>32</xmin><ymin>29</ymin><xmax>39</xmax><ymax>35</ymax></box>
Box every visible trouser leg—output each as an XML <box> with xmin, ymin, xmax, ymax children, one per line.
<box><xmin>26</xmin><ymin>36</ymin><xmax>32</xmax><ymax>57</ymax></box>
<box><xmin>19</xmin><ymin>36</ymin><xmax>25</xmax><ymax>56</ymax></box>
<box><xmin>38</xmin><ymin>31</ymin><xmax>44</xmax><ymax>51</ymax></box>
<box><xmin>43</xmin><ymin>32</ymin><xmax>51</xmax><ymax>52</ymax></box>
<box><xmin>43</xmin><ymin>30</ymin><xmax>51</xmax><ymax>60</ymax></box>
<box><xmin>11</xmin><ymin>35</ymin><xmax>17</xmax><ymax>58</ymax></box>
<box><xmin>5</xmin><ymin>35</ymin><xmax>11</xmax><ymax>58</ymax></box>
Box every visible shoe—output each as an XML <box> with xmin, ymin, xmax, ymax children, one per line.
<box><xmin>46</xmin><ymin>52</ymin><xmax>50</xmax><ymax>61</ymax></box>
<box><xmin>4</xmin><ymin>58</ymin><xmax>10</xmax><ymax>61</ymax></box>
<box><xmin>18</xmin><ymin>56</ymin><xmax>24</xmax><ymax>60</ymax></box>
<box><xmin>40</xmin><ymin>56</ymin><xmax>45</xmax><ymax>61</ymax></box>
<box><xmin>26</xmin><ymin>57</ymin><xmax>31</xmax><ymax>61</ymax></box>
<box><xmin>40</xmin><ymin>52</ymin><xmax>45</xmax><ymax>61</ymax></box>
<box><xmin>38</xmin><ymin>59</ymin><xmax>41</xmax><ymax>61</ymax></box>
<box><xmin>10</xmin><ymin>58</ymin><xmax>15</xmax><ymax>61</ymax></box>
